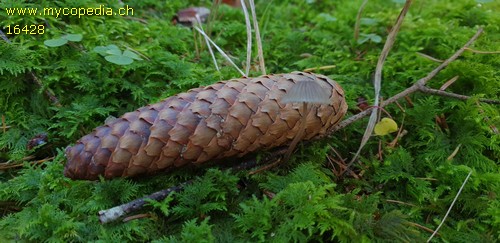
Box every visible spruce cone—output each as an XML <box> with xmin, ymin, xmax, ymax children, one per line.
<box><xmin>64</xmin><ymin>72</ymin><xmax>347</xmax><ymax>180</ymax></box>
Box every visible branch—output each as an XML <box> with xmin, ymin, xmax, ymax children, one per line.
<box><xmin>98</xmin><ymin>146</ymin><xmax>288</xmax><ymax>224</ymax></box>
<box><xmin>248</xmin><ymin>0</ymin><xmax>266</xmax><ymax>75</ymax></box>
<box><xmin>241</xmin><ymin>0</ymin><xmax>253</xmax><ymax>77</ymax></box>
<box><xmin>353</xmin><ymin>0</ymin><xmax>369</xmax><ymax>41</ymax></box>
<box><xmin>98</xmin><ymin>181</ymin><xmax>190</xmax><ymax>224</ymax></box>
<box><xmin>418</xmin><ymin>86</ymin><xmax>500</xmax><ymax>104</ymax></box>
<box><xmin>194</xmin><ymin>26</ymin><xmax>245</xmax><ymax>76</ymax></box>
<box><xmin>417</xmin><ymin>28</ymin><xmax>483</xmax><ymax>87</ymax></box>
<box><xmin>427</xmin><ymin>170</ymin><xmax>473</xmax><ymax>242</ymax></box>
<box><xmin>328</xmin><ymin>27</ymin><xmax>489</xmax><ymax>136</ymax></box>
<box><xmin>349</xmin><ymin>0</ymin><xmax>412</xmax><ymax>166</ymax></box>
<box><xmin>465</xmin><ymin>47</ymin><xmax>500</xmax><ymax>54</ymax></box>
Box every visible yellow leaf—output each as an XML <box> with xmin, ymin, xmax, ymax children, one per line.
<box><xmin>374</xmin><ymin>118</ymin><xmax>398</xmax><ymax>136</ymax></box>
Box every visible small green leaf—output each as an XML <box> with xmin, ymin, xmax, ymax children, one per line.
<box><xmin>361</xmin><ymin>18</ymin><xmax>378</xmax><ymax>26</ymax></box>
<box><xmin>123</xmin><ymin>50</ymin><xmax>143</xmax><ymax>60</ymax></box>
<box><xmin>106</xmin><ymin>49</ymin><xmax>122</xmax><ymax>56</ymax></box>
<box><xmin>105</xmin><ymin>55</ymin><xmax>133</xmax><ymax>65</ymax></box>
<box><xmin>317</xmin><ymin>13</ymin><xmax>337</xmax><ymax>22</ymax></box>
<box><xmin>106</xmin><ymin>44</ymin><xmax>120</xmax><ymax>51</ymax></box>
<box><xmin>44</xmin><ymin>38</ymin><xmax>68</xmax><ymax>47</ymax></box>
<box><xmin>93</xmin><ymin>46</ymin><xmax>108</xmax><ymax>56</ymax></box>
<box><xmin>358</xmin><ymin>33</ymin><xmax>383</xmax><ymax>44</ymax></box>
<box><xmin>370</xmin><ymin>34</ymin><xmax>382</xmax><ymax>43</ymax></box>
<box><xmin>63</xmin><ymin>34</ymin><xmax>83</xmax><ymax>42</ymax></box>
<box><xmin>374</xmin><ymin>118</ymin><xmax>398</xmax><ymax>136</ymax></box>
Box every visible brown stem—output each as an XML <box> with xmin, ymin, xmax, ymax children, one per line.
<box><xmin>464</xmin><ymin>47</ymin><xmax>500</xmax><ymax>54</ymax></box>
<box><xmin>354</xmin><ymin>0</ymin><xmax>369</xmax><ymax>41</ymax></box>
<box><xmin>417</xmin><ymin>28</ymin><xmax>483</xmax><ymax>87</ymax></box>
<box><xmin>350</xmin><ymin>0</ymin><xmax>413</xmax><ymax>166</ymax></box>
<box><xmin>418</xmin><ymin>86</ymin><xmax>500</xmax><ymax>104</ymax></box>
<box><xmin>283</xmin><ymin>102</ymin><xmax>308</xmax><ymax>162</ymax></box>
<box><xmin>98</xmin><ymin>181</ymin><xmax>190</xmax><ymax>224</ymax></box>
<box><xmin>328</xmin><ymin>27</ymin><xmax>487</xmax><ymax>136</ymax></box>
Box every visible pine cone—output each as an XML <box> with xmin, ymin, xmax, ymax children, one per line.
<box><xmin>64</xmin><ymin>72</ymin><xmax>347</xmax><ymax>180</ymax></box>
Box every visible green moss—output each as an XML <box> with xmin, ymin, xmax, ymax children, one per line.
<box><xmin>1</xmin><ymin>0</ymin><xmax>499</xmax><ymax>241</ymax></box>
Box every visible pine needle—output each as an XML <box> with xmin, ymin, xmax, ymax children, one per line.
<box><xmin>241</xmin><ymin>0</ymin><xmax>252</xmax><ymax>77</ymax></box>
<box><xmin>427</xmin><ymin>170</ymin><xmax>473</xmax><ymax>242</ymax></box>
<box><xmin>193</xmin><ymin>26</ymin><xmax>246</xmax><ymax>77</ymax></box>
<box><xmin>195</xmin><ymin>15</ymin><xmax>220</xmax><ymax>72</ymax></box>
<box><xmin>248</xmin><ymin>0</ymin><xmax>266</xmax><ymax>75</ymax></box>
<box><xmin>346</xmin><ymin>0</ymin><xmax>412</xmax><ymax>171</ymax></box>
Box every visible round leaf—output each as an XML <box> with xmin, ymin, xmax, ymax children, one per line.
<box><xmin>63</xmin><ymin>34</ymin><xmax>83</xmax><ymax>42</ymax></box>
<box><xmin>123</xmin><ymin>50</ymin><xmax>143</xmax><ymax>60</ymax></box>
<box><xmin>106</xmin><ymin>44</ymin><xmax>120</xmax><ymax>51</ymax></box>
<box><xmin>369</xmin><ymin>34</ymin><xmax>382</xmax><ymax>43</ymax></box>
<box><xmin>44</xmin><ymin>38</ymin><xmax>68</xmax><ymax>47</ymax></box>
<box><xmin>106</xmin><ymin>49</ymin><xmax>122</xmax><ymax>56</ymax></box>
<box><xmin>374</xmin><ymin>118</ymin><xmax>398</xmax><ymax>136</ymax></box>
<box><xmin>105</xmin><ymin>55</ymin><xmax>133</xmax><ymax>65</ymax></box>
<box><xmin>93</xmin><ymin>46</ymin><xmax>108</xmax><ymax>56</ymax></box>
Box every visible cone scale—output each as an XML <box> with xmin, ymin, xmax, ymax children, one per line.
<box><xmin>64</xmin><ymin>72</ymin><xmax>347</xmax><ymax>180</ymax></box>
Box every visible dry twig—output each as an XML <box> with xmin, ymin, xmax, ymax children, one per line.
<box><xmin>241</xmin><ymin>0</ymin><xmax>253</xmax><ymax>76</ymax></box>
<box><xmin>248</xmin><ymin>0</ymin><xmax>266</xmax><ymax>74</ymax></box>
<box><xmin>348</xmin><ymin>0</ymin><xmax>412</xmax><ymax>171</ymax></box>
<box><xmin>354</xmin><ymin>0</ymin><xmax>369</xmax><ymax>41</ymax></box>
<box><xmin>0</xmin><ymin>157</ymin><xmax>54</xmax><ymax>170</ymax></box>
<box><xmin>427</xmin><ymin>170</ymin><xmax>473</xmax><ymax>242</ymax></box>
<box><xmin>98</xmin><ymin>181</ymin><xmax>190</xmax><ymax>224</ymax></box>
<box><xmin>194</xmin><ymin>26</ymin><xmax>245</xmax><ymax>76</ymax></box>
<box><xmin>329</xmin><ymin>27</ymin><xmax>488</xmax><ymax>136</ymax></box>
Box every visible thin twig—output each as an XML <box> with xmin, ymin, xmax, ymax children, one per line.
<box><xmin>407</xmin><ymin>222</ymin><xmax>440</xmax><ymax>235</ymax></box>
<box><xmin>328</xmin><ymin>27</ymin><xmax>487</xmax><ymax>136</ymax></box>
<box><xmin>248</xmin><ymin>158</ymin><xmax>282</xmax><ymax>175</ymax></box>
<box><xmin>98</xmin><ymin>181</ymin><xmax>190</xmax><ymax>224</ymax></box>
<box><xmin>241</xmin><ymin>0</ymin><xmax>252</xmax><ymax>77</ymax></box>
<box><xmin>195</xmin><ymin>15</ymin><xmax>220</xmax><ymax>72</ymax></box>
<box><xmin>446</xmin><ymin>144</ymin><xmax>461</xmax><ymax>161</ymax></box>
<box><xmin>0</xmin><ymin>157</ymin><xmax>54</xmax><ymax>170</ymax></box>
<box><xmin>248</xmin><ymin>0</ymin><xmax>266</xmax><ymax>74</ymax></box>
<box><xmin>303</xmin><ymin>65</ymin><xmax>336</xmax><ymax>72</ymax></box>
<box><xmin>1</xmin><ymin>115</ymin><xmax>6</xmax><ymax>133</ymax></box>
<box><xmin>240</xmin><ymin>0</ymin><xmax>252</xmax><ymax>77</ymax></box>
<box><xmin>419</xmin><ymin>86</ymin><xmax>500</xmax><ymax>104</ymax></box>
<box><xmin>122</xmin><ymin>213</ymin><xmax>151</xmax><ymax>222</ymax></box>
<box><xmin>464</xmin><ymin>47</ymin><xmax>500</xmax><ymax>54</ymax></box>
<box><xmin>439</xmin><ymin>75</ymin><xmax>459</xmax><ymax>91</ymax></box>
<box><xmin>349</xmin><ymin>0</ymin><xmax>412</xmax><ymax>170</ymax></box>
<box><xmin>417</xmin><ymin>28</ymin><xmax>483</xmax><ymax>87</ymax></box>
<box><xmin>354</xmin><ymin>0</ymin><xmax>369</xmax><ymax>41</ymax></box>
<box><xmin>416</xmin><ymin>52</ymin><xmax>444</xmax><ymax>63</ymax></box>
<box><xmin>427</xmin><ymin>170</ymin><xmax>473</xmax><ymax>242</ymax></box>
<box><xmin>194</xmin><ymin>27</ymin><xmax>246</xmax><ymax>76</ymax></box>
<box><xmin>386</xmin><ymin>199</ymin><xmax>416</xmax><ymax>207</ymax></box>
<box><xmin>283</xmin><ymin>103</ymin><xmax>308</xmax><ymax>162</ymax></box>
